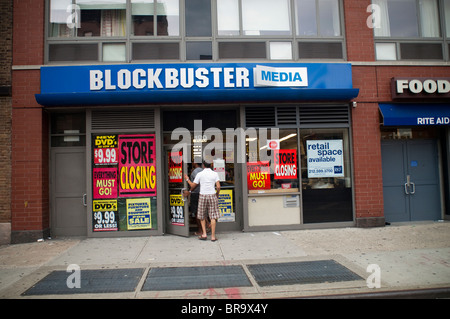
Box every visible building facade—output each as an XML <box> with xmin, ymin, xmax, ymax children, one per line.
<box><xmin>7</xmin><ymin>0</ymin><xmax>450</xmax><ymax>243</ymax></box>
<box><xmin>0</xmin><ymin>0</ymin><xmax>13</xmax><ymax>245</ymax></box>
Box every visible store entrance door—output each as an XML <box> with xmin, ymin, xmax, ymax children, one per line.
<box><xmin>162</xmin><ymin>109</ymin><xmax>242</xmax><ymax>234</ymax></box>
<box><xmin>381</xmin><ymin>139</ymin><xmax>442</xmax><ymax>222</ymax></box>
<box><xmin>51</xmin><ymin>147</ymin><xmax>87</xmax><ymax>236</ymax></box>
<box><xmin>164</xmin><ymin>148</ymin><xmax>189</xmax><ymax>237</ymax></box>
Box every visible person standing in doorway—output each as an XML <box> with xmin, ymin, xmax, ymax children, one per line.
<box><xmin>185</xmin><ymin>161</ymin><xmax>221</xmax><ymax>241</ymax></box>
<box><xmin>187</xmin><ymin>158</ymin><xmax>210</xmax><ymax>236</ymax></box>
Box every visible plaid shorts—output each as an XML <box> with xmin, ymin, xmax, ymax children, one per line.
<box><xmin>197</xmin><ymin>194</ymin><xmax>220</xmax><ymax>220</ymax></box>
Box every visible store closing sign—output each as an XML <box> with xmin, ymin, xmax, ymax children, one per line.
<box><xmin>119</xmin><ymin>135</ymin><xmax>156</xmax><ymax>197</ymax></box>
<box><xmin>169</xmin><ymin>151</ymin><xmax>183</xmax><ymax>183</ymax></box>
<box><xmin>274</xmin><ymin>150</ymin><xmax>297</xmax><ymax>180</ymax></box>
<box><xmin>307</xmin><ymin>140</ymin><xmax>344</xmax><ymax>178</ymax></box>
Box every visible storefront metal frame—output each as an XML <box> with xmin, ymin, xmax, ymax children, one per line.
<box><xmin>161</xmin><ymin>104</ymin><xmax>244</xmax><ymax>234</ymax></box>
<box><xmin>56</xmin><ymin>106</ymin><xmax>165</xmax><ymax>238</ymax></box>
<box><xmin>240</xmin><ymin>103</ymin><xmax>356</xmax><ymax>232</ymax></box>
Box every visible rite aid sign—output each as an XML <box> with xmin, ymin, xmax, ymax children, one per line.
<box><xmin>392</xmin><ymin>77</ymin><xmax>450</xmax><ymax>99</ymax></box>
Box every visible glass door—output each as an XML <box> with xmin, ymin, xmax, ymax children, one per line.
<box><xmin>165</xmin><ymin>148</ymin><xmax>189</xmax><ymax>237</ymax></box>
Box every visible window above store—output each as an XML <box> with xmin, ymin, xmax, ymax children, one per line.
<box><xmin>373</xmin><ymin>0</ymin><xmax>450</xmax><ymax>61</ymax></box>
<box><xmin>46</xmin><ymin>0</ymin><xmax>346</xmax><ymax>63</ymax></box>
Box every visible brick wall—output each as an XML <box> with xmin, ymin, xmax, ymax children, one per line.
<box><xmin>0</xmin><ymin>97</ymin><xmax>11</xmax><ymax>225</ymax></box>
<box><xmin>0</xmin><ymin>0</ymin><xmax>13</xmax><ymax>85</ymax></box>
<box><xmin>13</xmin><ymin>0</ymin><xmax>45</xmax><ymax>66</ymax></box>
<box><xmin>343</xmin><ymin>0</ymin><xmax>375</xmax><ymax>62</ymax></box>
<box><xmin>351</xmin><ymin>63</ymin><xmax>450</xmax><ymax>226</ymax></box>
<box><xmin>0</xmin><ymin>0</ymin><xmax>13</xmax><ymax>244</ymax></box>
<box><xmin>11</xmin><ymin>0</ymin><xmax>48</xmax><ymax>243</ymax></box>
<box><xmin>11</xmin><ymin>109</ymin><xmax>49</xmax><ymax>234</ymax></box>
<box><xmin>344</xmin><ymin>2</ymin><xmax>449</xmax><ymax>226</ymax></box>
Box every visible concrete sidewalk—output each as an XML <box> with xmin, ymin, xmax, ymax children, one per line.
<box><xmin>0</xmin><ymin>221</ymin><xmax>449</xmax><ymax>299</ymax></box>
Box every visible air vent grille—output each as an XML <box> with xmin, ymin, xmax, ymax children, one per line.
<box><xmin>92</xmin><ymin>110</ymin><xmax>155</xmax><ymax>131</ymax></box>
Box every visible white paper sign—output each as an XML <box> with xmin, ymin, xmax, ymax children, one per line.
<box><xmin>213</xmin><ymin>159</ymin><xmax>226</xmax><ymax>181</ymax></box>
<box><xmin>306</xmin><ymin>140</ymin><xmax>344</xmax><ymax>178</ymax></box>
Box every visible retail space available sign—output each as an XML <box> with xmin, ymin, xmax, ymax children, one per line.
<box><xmin>93</xmin><ymin>200</ymin><xmax>118</xmax><ymax>232</ymax></box>
<box><xmin>119</xmin><ymin>134</ymin><xmax>156</xmax><ymax>197</ymax></box>
<box><xmin>37</xmin><ymin>63</ymin><xmax>359</xmax><ymax>106</ymax></box>
<box><xmin>274</xmin><ymin>150</ymin><xmax>298</xmax><ymax>180</ymax></box>
<box><xmin>170</xmin><ymin>194</ymin><xmax>184</xmax><ymax>226</ymax></box>
<box><xmin>247</xmin><ymin>162</ymin><xmax>271</xmax><ymax>190</ymax></box>
<box><xmin>307</xmin><ymin>140</ymin><xmax>344</xmax><ymax>178</ymax></box>
<box><xmin>126</xmin><ymin>198</ymin><xmax>151</xmax><ymax>230</ymax></box>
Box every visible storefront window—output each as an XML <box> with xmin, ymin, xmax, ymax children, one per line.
<box><xmin>185</xmin><ymin>0</ymin><xmax>212</xmax><ymax>37</ymax></box>
<box><xmin>217</xmin><ymin>0</ymin><xmax>240</xmax><ymax>36</ymax></box>
<box><xmin>131</xmin><ymin>0</ymin><xmax>179</xmax><ymax>36</ymax></box>
<box><xmin>296</xmin><ymin>0</ymin><xmax>341</xmax><ymax>37</ymax></box>
<box><xmin>242</xmin><ymin>0</ymin><xmax>291</xmax><ymax>35</ymax></box>
<box><xmin>217</xmin><ymin>0</ymin><xmax>291</xmax><ymax>36</ymax></box>
<box><xmin>373</xmin><ymin>0</ymin><xmax>447</xmax><ymax>61</ymax></box>
<box><xmin>373</xmin><ymin>0</ymin><xmax>440</xmax><ymax>38</ymax></box>
<box><xmin>300</xmin><ymin>128</ymin><xmax>352</xmax><ymax>223</ymax></box>
<box><xmin>51</xmin><ymin>112</ymin><xmax>86</xmax><ymax>147</ymax></box>
<box><xmin>49</xmin><ymin>0</ymin><xmax>126</xmax><ymax>37</ymax></box>
<box><xmin>446</xmin><ymin>0</ymin><xmax>450</xmax><ymax>38</ymax></box>
<box><xmin>246</xmin><ymin>129</ymin><xmax>299</xmax><ymax>193</ymax></box>
<box><xmin>47</xmin><ymin>0</ymin><xmax>346</xmax><ymax>62</ymax></box>
<box><xmin>92</xmin><ymin>134</ymin><xmax>157</xmax><ymax>232</ymax></box>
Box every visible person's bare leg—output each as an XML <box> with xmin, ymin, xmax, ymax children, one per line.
<box><xmin>200</xmin><ymin>219</ymin><xmax>207</xmax><ymax>238</ymax></box>
<box><xmin>195</xmin><ymin>218</ymin><xmax>202</xmax><ymax>235</ymax></box>
<box><xmin>210</xmin><ymin>218</ymin><xmax>217</xmax><ymax>241</ymax></box>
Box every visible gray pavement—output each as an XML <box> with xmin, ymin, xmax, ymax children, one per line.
<box><xmin>0</xmin><ymin>221</ymin><xmax>449</xmax><ymax>299</ymax></box>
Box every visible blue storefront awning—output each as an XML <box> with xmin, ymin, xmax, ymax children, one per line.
<box><xmin>35</xmin><ymin>88</ymin><xmax>360</xmax><ymax>107</ymax></box>
<box><xmin>35</xmin><ymin>63</ymin><xmax>359</xmax><ymax>106</ymax></box>
<box><xmin>379</xmin><ymin>103</ymin><xmax>450</xmax><ymax>126</ymax></box>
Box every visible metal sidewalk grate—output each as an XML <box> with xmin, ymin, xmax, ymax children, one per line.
<box><xmin>247</xmin><ymin>260</ymin><xmax>363</xmax><ymax>287</ymax></box>
<box><xmin>141</xmin><ymin>265</ymin><xmax>252</xmax><ymax>291</ymax></box>
<box><xmin>22</xmin><ymin>268</ymin><xmax>145</xmax><ymax>296</ymax></box>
